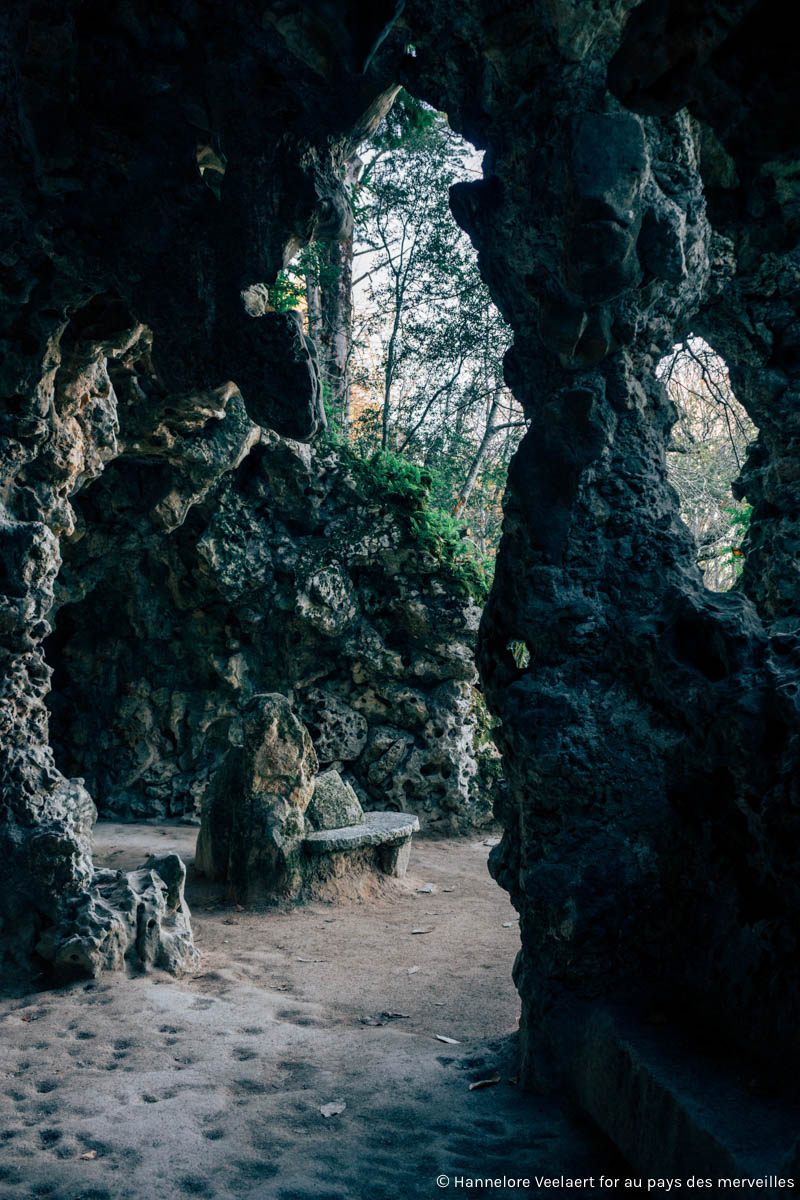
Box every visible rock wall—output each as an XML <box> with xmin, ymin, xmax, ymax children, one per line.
<box><xmin>3</xmin><ymin>0</ymin><xmax>800</xmax><ymax>1124</ymax></box>
<box><xmin>0</xmin><ymin>0</ymin><xmax>396</xmax><ymax>975</ymax></box>
<box><xmin>405</xmin><ymin>0</ymin><xmax>800</xmax><ymax>1091</ymax></box>
<box><xmin>46</xmin><ymin>415</ymin><xmax>490</xmax><ymax>833</ymax></box>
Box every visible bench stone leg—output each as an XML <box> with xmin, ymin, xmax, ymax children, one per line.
<box><xmin>380</xmin><ymin>837</ymin><xmax>412</xmax><ymax>878</ymax></box>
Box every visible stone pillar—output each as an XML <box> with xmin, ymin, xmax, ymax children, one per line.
<box><xmin>196</xmin><ymin>694</ymin><xmax>318</xmax><ymax>901</ymax></box>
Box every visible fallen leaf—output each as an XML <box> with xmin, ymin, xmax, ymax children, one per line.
<box><xmin>222</xmin><ymin>919</ymin><xmax>239</xmax><ymax>926</ymax></box>
<box><xmin>502</xmin><ymin>921</ymin><xmax>516</xmax><ymax>928</ymax></box>
<box><xmin>80</xmin><ymin>1150</ymin><xmax>98</xmax><ymax>1161</ymax></box>
<box><xmin>296</xmin><ymin>957</ymin><xmax>329</xmax><ymax>963</ymax></box>
<box><xmin>410</xmin><ymin>928</ymin><xmax>433</xmax><ymax>935</ymax></box>
<box><xmin>435</xmin><ymin>1035</ymin><xmax>461</xmax><ymax>1045</ymax></box>
<box><xmin>417</xmin><ymin>883</ymin><xmax>437</xmax><ymax>894</ymax></box>
<box><xmin>381</xmin><ymin>1011</ymin><xmax>410</xmax><ymax>1020</ymax></box>
<box><xmin>433</xmin><ymin>1001</ymin><xmax>446</xmax><ymax>1006</ymax></box>
<box><xmin>320</xmin><ymin>1101</ymin><xmax>346</xmax><ymax>1118</ymax></box>
<box><xmin>441</xmin><ymin>887</ymin><xmax>455</xmax><ymax>893</ymax></box>
<box><xmin>469</xmin><ymin>1073</ymin><xmax>501</xmax><ymax>1091</ymax></box>
<box><xmin>359</xmin><ymin>1016</ymin><xmax>385</xmax><ymax>1027</ymax></box>
<box><xmin>235</xmin><ymin>904</ymin><xmax>244</xmax><ymax>911</ymax></box>
<box><xmin>407</xmin><ymin>966</ymin><xmax>420</xmax><ymax>975</ymax></box>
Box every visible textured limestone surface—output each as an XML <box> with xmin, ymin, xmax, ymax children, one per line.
<box><xmin>306</xmin><ymin>769</ymin><xmax>365</xmax><ymax>830</ymax></box>
<box><xmin>36</xmin><ymin>853</ymin><xmax>198</xmax><ymax>978</ymax></box>
<box><xmin>303</xmin><ymin>811</ymin><xmax>420</xmax><ymax>852</ymax></box>
<box><xmin>3</xmin><ymin>0</ymin><xmax>800</xmax><ymax>1152</ymax></box>
<box><xmin>195</xmin><ymin>693</ymin><xmax>317</xmax><ymax>901</ymax></box>
<box><xmin>46</xmin><ymin>430</ymin><xmax>489</xmax><ymax>834</ymax></box>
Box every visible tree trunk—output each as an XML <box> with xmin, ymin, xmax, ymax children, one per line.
<box><xmin>317</xmin><ymin>233</ymin><xmax>354</xmax><ymax>436</ymax></box>
<box><xmin>452</xmin><ymin>392</ymin><xmax>503</xmax><ymax>518</ymax></box>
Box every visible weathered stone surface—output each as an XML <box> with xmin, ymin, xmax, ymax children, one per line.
<box><xmin>307</xmin><ymin>769</ymin><xmax>364</xmax><ymax>831</ymax></box>
<box><xmin>4</xmin><ymin>3</ymin><xmax>800</xmax><ymax>1178</ymax></box>
<box><xmin>36</xmin><ymin>853</ymin><xmax>197</xmax><ymax>977</ymax></box>
<box><xmin>303</xmin><ymin>811</ymin><xmax>420</xmax><ymax>853</ymax></box>
<box><xmin>46</xmin><ymin>434</ymin><xmax>490</xmax><ymax>833</ymax></box>
<box><xmin>300</xmin><ymin>689</ymin><xmax>369</xmax><ymax>763</ymax></box>
<box><xmin>196</xmin><ymin>694</ymin><xmax>317</xmax><ymax>901</ymax></box>
<box><xmin>231</xmin><ymin>311</ymin><xmax>326</xmax><ymax>441</ymax></box>
<box><xmin>575</xmin><ymin>1006</ymin><xmax>800</xmax><ymax>1191</ymax></box>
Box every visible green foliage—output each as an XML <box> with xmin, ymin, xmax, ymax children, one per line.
<box><xmin>346</xmin><ymin>107</ymin><xmax>523</xmax><ymax>563</ymax></box>
<box><xmin>507</xmin><ymin>639</ymin><xmax>531</xmax><ymax>669</ymax></box>
<box><xmin>296</xmin><ymin>243</ymin><xmax>343</xmax><ymax>291</ymax></box>
<box><xmin>471</xmin><ymin>685</ymin><xmax>503</xmax><ymax>811</ymax></box>
<box><xmin>371</xmin><ymin>89</ymin><xmax>437</xmax><ymax>152</ymax></box>
<box><xmin>727</xmin><ymin>501</ymin><xmax>753</xmax><ymax>530</ymax></box>
<box><xmin>268</xmin><ymin>271</ymin><xmax>305</xmax><ymax>313</ymax></box>
<box><xmin>339</xmin><ymin>447</ymin><xmax>492</xmax><ymax>601</ymax></box>
<box><xmin>718</xmin><ymin>502</ymin><xmax>752</xmax><ymax>582</ymax></box>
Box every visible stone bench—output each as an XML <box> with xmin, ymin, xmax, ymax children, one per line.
<box><xmin>303</xmin><ymin>811</ymin><xmax>420</xmax><ymax>877</ymax></box>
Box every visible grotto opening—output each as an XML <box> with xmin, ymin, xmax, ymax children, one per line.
<box><xmin>3</xmin><ymin>0</ymin><xmax>800</xmax><ymax>1195</ymax></box>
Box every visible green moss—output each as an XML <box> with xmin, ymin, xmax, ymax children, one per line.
<box><xmin>471</xmin><ymin>686</ymin><xmax>504</xmax><ymax>815</ymax></box>
<box><xmin>337</xmin><ymin>447</ymin><xmax>493</xmax><ymax>602</ymax></box>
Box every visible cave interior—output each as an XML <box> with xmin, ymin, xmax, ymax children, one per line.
<box><xmin>3</xmin><ymin>0</ymin><xmax>800</xmax><ymax>1192</ymax></box>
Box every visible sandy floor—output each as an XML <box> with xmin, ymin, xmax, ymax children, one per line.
<box><xmin>0</xmin><ymin>825</ymin><xmax>621</xmax><ymax>1199</ymax></box>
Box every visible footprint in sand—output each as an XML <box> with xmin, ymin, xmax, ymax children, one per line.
<box><xmin>141</xmin><ymin>1089</ymin><xmax>178</xmax><ymax>1104</ymax></box>
<box><xmin>234</xmin><ymin>1160</ymin><xmax>281</xmax><ymax>1183</ymax></box>
<box><xmin>231</xmin><ymin>1079</ymin><xmax>269</xmax><ymax>1096</ymax></box>
<box><xmin>232</xmin><ymin>1047</ymin><xmax>258</xmax><ymax>1061</ymax></box>
<box><xmin>178</xmin><ymin>1174</ymin><xmax>214</xmax><ymax>1195</ymax></box>
<box><xmin>277</xmin><ymin>1008</ymin><xmax>317</xmax><ymax>1027</ymax></box>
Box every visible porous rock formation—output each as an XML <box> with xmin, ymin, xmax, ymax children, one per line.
<box><xmin>45</xmin><ymin>420</ymin><xmax>488</xmax><ymax>832</ymax></box>
<box><xmin>3</xmin><ymin>0</ymin><xmax>800</xmax><ymax>1164</ymax></box>
<box><xmin>195</xmin><ymin>692</ymin><xmax>317</xmax><ymax>899</ymax></box>
<box><xmin>196</xmin><ymin>696</ymin><xmax>420</xmax><ymax>901</ymax></box>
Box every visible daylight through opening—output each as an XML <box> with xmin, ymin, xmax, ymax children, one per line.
<box><xmin>660</xmin><ymin>336</ymin><xmax>758</xmax><ymax>594</ymax></box>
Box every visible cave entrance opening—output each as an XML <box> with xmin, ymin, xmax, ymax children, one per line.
<box><xmin>39</xmin><ymin>91</ymin><xmax>523</xmax><ymax>1054</ymax></box>
<box><xmin>281</xmin><ymin>89</ymin><xmax>527</xmax><ymax>569</ymax></box>
<box><xmin>660</xmin><ymin>336</ymin><xmax>758</xmax><ymax>593</ymax></box>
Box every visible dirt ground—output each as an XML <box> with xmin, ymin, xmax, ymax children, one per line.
<box><xmin>0</xmin><ymin>825</ymin><xmax>621</xmax><ymax>1199</ymax></box>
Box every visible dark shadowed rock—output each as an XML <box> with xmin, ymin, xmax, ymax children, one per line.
<box><xmin>232</xmin><ymin>311</ymin><xmax>326</xmax><ymax>441</ymax></box>
<box><xmin>4</xmin><ymin>1</ymin><xmax>800</xmax><ymax>1178</ymax></box>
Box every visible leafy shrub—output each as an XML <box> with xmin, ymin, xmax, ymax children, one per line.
<box><xmin>338</xmin><ymin>447</ymin><xmax>493</xmax><ymax>602</ymax></box>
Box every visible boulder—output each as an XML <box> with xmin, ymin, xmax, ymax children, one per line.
<box><xmin>196</xmin><ymin>693</ymin><xmax>318</xmax><ymax>900</ymax></box>
<box><xmin>307</xmin><ymin>769</ymin><xmax>364</xmax><ymax>830</ymax></box>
